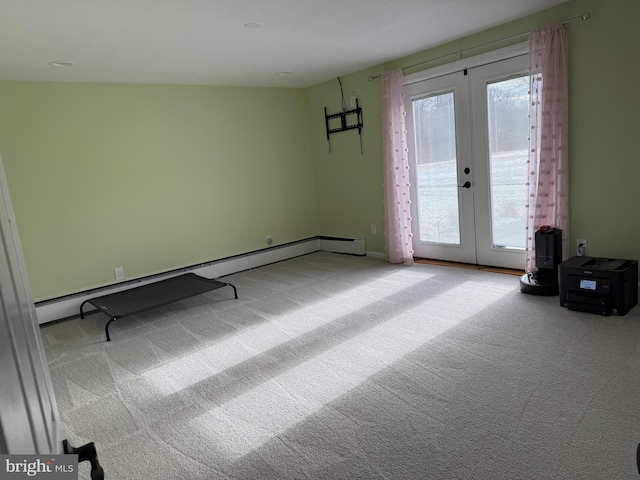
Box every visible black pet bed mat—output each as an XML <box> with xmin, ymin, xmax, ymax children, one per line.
<box><xmin>80</xmin><ymin>273</ymin><xmax>238</xmax><ymax>341</ymax></box>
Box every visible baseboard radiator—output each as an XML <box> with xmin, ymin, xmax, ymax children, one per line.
<box><xmin>319</xmin><ymin>237</ymin><xmax>366</xmax><ymax>256</ymax></box>
<box><xmin>35</xmin><ymin>236</ymin><xmax>367</xmax><ymax>324</ymax></box>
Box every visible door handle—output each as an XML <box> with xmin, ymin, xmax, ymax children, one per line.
<box><xmin>458</xmin><ymin>181</ymin><xmax>471</xmax><ymax>189</ymax></box>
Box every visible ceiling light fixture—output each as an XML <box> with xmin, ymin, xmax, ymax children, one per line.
<box><xmin>275</xmin><ymin>71</ymin><xmax>293</xmax><ymax>76</ymax></box>
<box><xmin>244</xmin><ymin>22</ymin><xmax>264</xmax><ymax>29</ymax></box>
<box><xmin>48</xmin><ymin>60</ymin><xmax>76</xmax><ymax>67</ymax></box>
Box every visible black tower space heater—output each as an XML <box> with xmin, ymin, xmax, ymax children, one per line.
<box><xmin>520</xmin><ymin>226</ymin><xmax>562</xmax><ymax>296</ymax></box>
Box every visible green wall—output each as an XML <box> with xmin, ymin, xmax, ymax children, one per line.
<box><xmin>307</xmin><ymin>77</ymin><xmax>385</xmax><ymax>253</ymax></box>
<box><xmin>0</xmin><ymin>83</ymin><xmax>319</xmax><ymax>300</ymax></box>
<box><xmin>308</xmin><ymin>0</ymin><xmax>640</xmax><ymax>262</ymax></box>
<box><xmin>3</xmin><ymin>0</ymin><xmax>638</xmax><ymax>301</ymax></box>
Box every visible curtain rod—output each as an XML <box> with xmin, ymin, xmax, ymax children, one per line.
<box><xmin>367</xmin><ymin>11</ymin><xmax>590</xmax><ymax>82</ymax></box>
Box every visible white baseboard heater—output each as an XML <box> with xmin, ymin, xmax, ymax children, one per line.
<box><xmin>35</xmin><ymin>236</ymin><xmax>368</xmax><ymax>324</ymax></box>
<box><xmin>35</xmin><ymin>238</ymin><xmax>320</xmax><ymax>325</ymax></box>
<box><xmin>319</xmin><ymin>236</ymin><xmax>366</xmax><ymax>256</ymax></box>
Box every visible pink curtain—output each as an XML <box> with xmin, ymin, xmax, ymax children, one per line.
<box><xmin>382</xmin><ymin>69</ymin><xmax>414</xmax><ymax>265</ymax></box>
<box><xmin>525</xmin><ymin>23</ymin><xmax>569</xmax><ymax>272</ymax></box>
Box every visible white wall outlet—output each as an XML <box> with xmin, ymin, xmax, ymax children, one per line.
<box><xmin>350</xmin><ymin>96</ymin><xmax>357</xmax><ymax>108</ymax></box>
<box><xmin>114</xmin><ymin>267</ymin><xmax>124</xmax><ymax>280</ymax></box>
<box><xmin>371</xmin><ymin>224</ymin><xmax>377</xmax><ymax>235</ymax></box>
<box><xmin>577</xmin><ymin>239</ymin><xmax>587</xmax><ymax>256</ymax></box>
<box><xmin>266</xmin><ymin>236</ymin><xmax>273</xmax><ymax>246</ymax></box>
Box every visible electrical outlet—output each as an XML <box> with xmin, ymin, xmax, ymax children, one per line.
<box><xmin>114</xmin><ymin>267</ymin><xmax>124</xmax><ymax>280</ymax></box>
<box><xmin>266</xmin><ymin>235</ymin><xmax>273</xmax><ymax>246</ymax></box>
<box><xmin>371</xmin><ymin>224</ymin><xmax>377</xmax><ymax>235</ymax></box>
<box><xmin>350</xmin><ymin>96</ymin><xmax>357</xmax><ymax>108</ymax></box>
<box><xmin>577</xmin><ymin>239</ymin><xmax>587</xmax><ymax>256</ymax></box>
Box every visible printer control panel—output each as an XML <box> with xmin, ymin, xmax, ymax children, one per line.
<box><xmin>567</xmin><ymin>275</ymin><xmax>610</xmax><ymax>295</ymax></box>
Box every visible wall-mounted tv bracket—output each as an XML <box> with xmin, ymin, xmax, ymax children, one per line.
<box><xmin>324</xmin><ymin>98</ymin><xmax>364</xmax><ymax>154</ymax></box>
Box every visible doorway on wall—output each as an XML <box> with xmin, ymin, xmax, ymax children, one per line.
<box><xmin>405</xmin><ymin>51</ymin><xmax>529</xmax><ymax>270</ymax></box>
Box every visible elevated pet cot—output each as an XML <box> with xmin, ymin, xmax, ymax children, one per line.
<box><xmin>80</xmin><ymin>273</ymin><xmax>238</xmax><ymax>341</ymax></box>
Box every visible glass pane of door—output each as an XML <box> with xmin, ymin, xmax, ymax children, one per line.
<box><xmin>412</xmin><ymin>92</ymin><xmax>460</xmax><ymax>245</ymax></box>
<box><xmin>407</xmin><ymin>51</ymin><xmax>527</xmax><ymax>269</ymax></box>
<box><xmin>486</xmin><ymin>76</ymin><xmax>529</xmax><ymax>249</ymax></box>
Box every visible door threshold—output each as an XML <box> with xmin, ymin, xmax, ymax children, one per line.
<box><xmin>414</xmin><ymin>258</ymin><xmax>523</xmax><ymax>276</ymax></box>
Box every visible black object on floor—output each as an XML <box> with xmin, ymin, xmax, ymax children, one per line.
<box><xmin>520</xmin><ymin>226</ymin><xmax>562</xmax><ymax>296</ymax></box>
<box><xmin>519</xmin><ymin>270</ymin><xmax>560</xmax><ymax>296</ymax></box>
<box><xmin>63</xmin><ymin>439</ymin><xmax>104</xmax><ymax>480</ymax></box>
<box><xmin>80</xmin><ymin>273</ymin><xmax>238</xmax><ymax>341</ymax></box>
<box><xmin>559</xmin><ymin>256</ymin><xmax>638</xmax><ymax>316</ymax></box>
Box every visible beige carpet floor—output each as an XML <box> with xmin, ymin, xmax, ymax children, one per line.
<box><xmin>42</xmin><ymin>252</ymin><xmax>640</xmax><ymax>479</ymax></box>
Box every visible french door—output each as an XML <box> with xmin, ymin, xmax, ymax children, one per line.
<box><xmin>405</xmin><ymin>54</ymin><xmax>529</xmax><ymax>270</ymax></box>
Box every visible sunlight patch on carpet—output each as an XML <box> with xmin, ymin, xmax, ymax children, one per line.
<box><xmin>189</xmin><ymin>280</ymin><xmax>513</xmax><ymax>460</ymax></box>
<box><xmin>141</xmin><ymin>271</ymin><xmax>434</xmax><ymax>395</ymax></box>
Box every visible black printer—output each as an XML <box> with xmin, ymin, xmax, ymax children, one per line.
<box><xmin>559</xmin><ymin>256</ymin><xmax>638</xmax><ymax>316</ymax></box>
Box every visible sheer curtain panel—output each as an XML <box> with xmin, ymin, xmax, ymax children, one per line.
<box><xmin>382</xmin><ymin>69</ymin><xmax>414</xmax><ymax>265</ymax></box>
<box><xmin>525</xmin><ymin>23</ymin><xmax>569</xmax><ymax>272</ymax></box>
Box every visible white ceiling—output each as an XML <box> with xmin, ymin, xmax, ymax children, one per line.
<box><xmin>0</xmin><ymin>0</ymin><xmax>570</xmax><ymax>88</ymax></box>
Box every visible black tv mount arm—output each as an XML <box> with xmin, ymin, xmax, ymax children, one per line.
<box><xmin>324</xmin><ymin>98</ymin><xmax>364</xmax><ymax>154</ymax></box>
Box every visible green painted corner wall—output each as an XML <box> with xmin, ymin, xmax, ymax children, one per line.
<box><xmin>567</xmin><ymin>0</ymin><xmax>640</xmax><ymax>259</ymax></box>
<box><xmin>3</xmin><ymin>0</ymin><xmax>639</xmax><ymax>301</ymax></box>
<box><xmin>0</xmin><ymin>82</ymin><xmax>319</xmax><ymax>300</ymax></box>
<box><xmin>308</xmin><ymin>0</ymin><xmax>640</xmax><ymax>263</ymax></box>
<box><xmin>306</xmin><ymin>76</ymin><xmax>385</xmax><ymax>254</ymax></box>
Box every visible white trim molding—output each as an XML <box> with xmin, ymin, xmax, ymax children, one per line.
<box><xmin>35</xmin><ymin>236</ymin><xmax>371</xmax><ymax>324</ymax></box>
<box><xmin>403</xmin><ymin>42</ymin><xmax>528</xmax><ymax>86</ymax></box>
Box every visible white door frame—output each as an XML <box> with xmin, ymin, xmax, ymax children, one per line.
<box><xmin>470</xmin><ymin>55</ymin><xmax>529</xmax><ymax>269</ymax></box>
<box><xmin>405</xmin><ymin>70</ymin><xmax>476</xmax><ymax>263</ymax></box>
<box><xmin>0</xmin><ymin>152</ymin><xmax>61</xmax><ymax>454</ymax></box>
<box><xmin>403</xmin><ymin>43</ymin><xmax>528</xmax><ymax>87</ymax></box>
<box><xmin>404</xmin><ymin>43</ymin><xmax>529</xmax><ymax>268</ymax></box>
